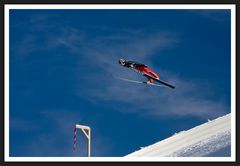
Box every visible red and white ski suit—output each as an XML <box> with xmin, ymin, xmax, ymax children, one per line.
<box><xmin>135</xmin><ymin>65</ymin><xmax>160</xmax><ymax>83</ymax></box>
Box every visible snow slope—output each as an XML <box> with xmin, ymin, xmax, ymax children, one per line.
<box><xmin>125</xmin><ymin>114</ymin><xmax>231</xmax><ymax>157</ymax></box>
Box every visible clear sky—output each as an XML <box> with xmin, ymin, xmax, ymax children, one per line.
<box><xmin>9</xmin><ymin>8</ymin><xmax>231</xmax><ymax>157</ymax></box>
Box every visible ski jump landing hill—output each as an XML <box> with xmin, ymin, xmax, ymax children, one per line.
<box><xmin>125</xmin><ymin>113</ymin><xmax>231</xmax><ymax>157</ymax></box>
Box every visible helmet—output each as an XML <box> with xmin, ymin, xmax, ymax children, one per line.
<box><xmin>119</xmin><ymin>58</ymin><xmax>125</xmax><ymax>65</ymax></box>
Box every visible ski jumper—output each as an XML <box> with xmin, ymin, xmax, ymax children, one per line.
<box><xmin>124</xmin><ymin>61</ymin><xmax>160</xmax><ymax>83</ymax></box>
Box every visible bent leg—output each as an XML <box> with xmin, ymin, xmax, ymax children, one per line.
<box><xmin>144</xmin><ymin>68</ymin><xmax>160</xmax><ymax>80</ymax></box>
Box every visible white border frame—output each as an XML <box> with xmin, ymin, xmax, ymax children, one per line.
<box><xmin>4</xmin><ymin>4</ymin><xmax>236</xmax><ymax>162</ymax></box>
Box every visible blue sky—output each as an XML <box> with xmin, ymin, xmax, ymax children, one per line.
<box><xmin>9</xmin><ymin>9</ymin><xmax>231</xmax><ymax>157</ymax></box>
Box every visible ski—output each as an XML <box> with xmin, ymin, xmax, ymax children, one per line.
<box><xmin>114</xmin><ymin>75</ymin><xmax>166</xmax><ymax>88</ymax></box>
<box><xmin>143</xmin><ymin>73</ymin><xmax>175</xmax><ymax>89</ymax></box>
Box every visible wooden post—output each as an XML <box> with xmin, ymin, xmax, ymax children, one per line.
<box><xmin>75</xmin><ymin>124</ymin><xmax>91</xmax><ymax>157</ymax></box>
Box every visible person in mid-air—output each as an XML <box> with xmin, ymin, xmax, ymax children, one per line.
<box><xmin>118</xmin><ymin>58</ymin><xmax>160</xmax><ymax>84</ymax></box>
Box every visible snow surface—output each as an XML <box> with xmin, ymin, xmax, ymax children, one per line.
<box><xmin>125</xmin><ymin>114</ymin><xmax>231</xmax><ymax>157</ymax></box>
<box><xmin>168</xmin><ymin>130</ymin><xmax>231</xmax><ymax>157</ymax></box>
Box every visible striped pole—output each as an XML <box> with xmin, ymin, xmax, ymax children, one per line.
<box><xmin>75</xmin><ymin>124</ymin><xmax>91</xmax><ymax>157</ymax></box>
<box><xmin>73</xmin><ymin>127</ymin><xmax>77</xmax><ymax>151</ymax></box>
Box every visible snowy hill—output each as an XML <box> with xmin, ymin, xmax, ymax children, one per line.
<box><xmin>125</xmin><ymin>114</ymin><xmax>231</xmax><ymax>157</ymax></box>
